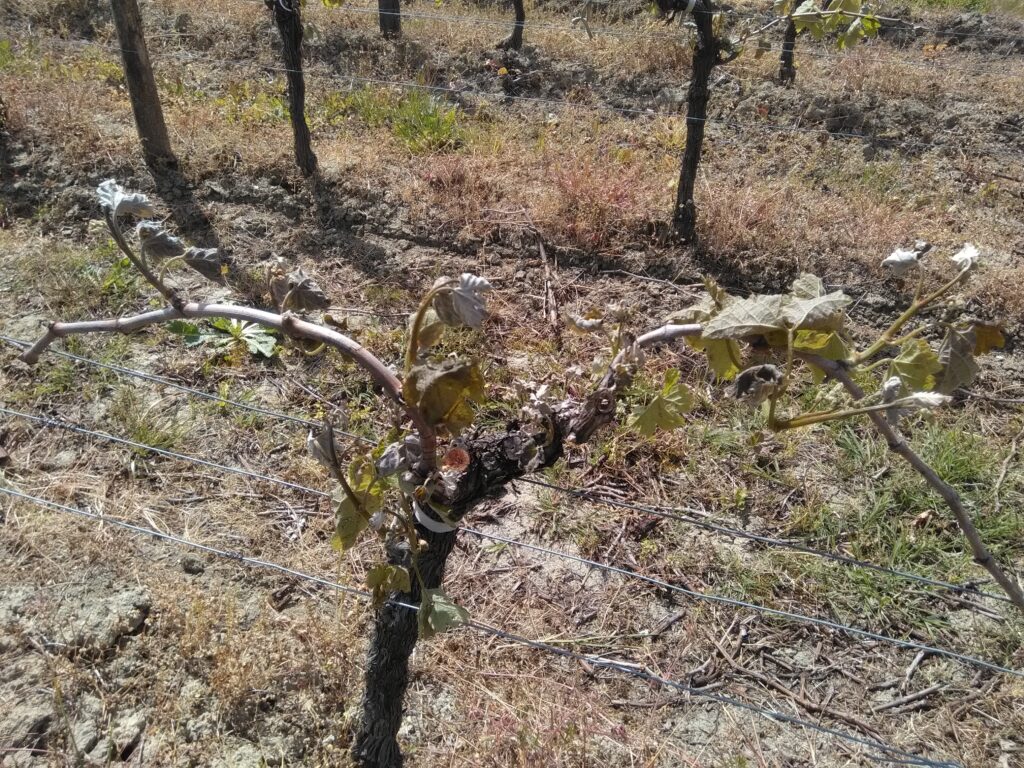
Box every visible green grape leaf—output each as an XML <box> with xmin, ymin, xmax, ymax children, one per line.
<box><xmin>889</xmin><ymin>339</ymin><xmax>942</xmax><ymax>392</ymax></box>
<box><xmin>702</xmin><ymin>294</ymin><xmax>787</xmax><ymax>340</ymax></box>
<box><xmin>331</xmin><ymin>456</ymin><xmax>383</xmax><ymax>551</ymax></box>
<box><xmin>971</xmin><ymin>323</ymin><xmax>1005</xmax><ymax>355</ymax></box>
<box><xmin>366</xmin><ymin>564</ymin><xmax>411</xmax><ymax>608</ymax></box>
<box><xmin>686</xmin><ymin>337</ymin><xmax>741</xmax><ymax>381</ymax></box>
<box><xmin>418</xmin><ymin>588</ymin><xmax>470</xmax><ymax>640</ymax></box>
<box><xmin>629</xmin><ymin>369</ymin><xmax>693</xmax><ymax>437</ymax></box>
<box><xmin>404</xmin><ymin>359</ymin><xmax>485</xmax><ymax>435</ymax></box>
<box><xmin>937</xmin><ymin>328</ymin><xmax>980</xmax><ymax>394</ymax></box>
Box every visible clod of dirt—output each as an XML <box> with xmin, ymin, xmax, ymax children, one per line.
<box><xmin>49</xmin><ymin>586</ymin><xmax>151</xmax><ymax>656</ymax></box>
<box><xmin>181</xmin><ymin>555</ymin><xmax>206</xmax><ymax>575</ymax></box>
<box><xmin>0</xmin><ymin>657</ymin><xmax>52</xmax><ymax>755</ymax></box>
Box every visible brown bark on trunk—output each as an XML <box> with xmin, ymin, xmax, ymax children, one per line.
<box><xmin>673</xmin><ymin>0</ymin><xmax>718</xmax><ymax>241</ymax></box>
<box><xmin>779</xmin><ymin>19</ymin><xmax>798</xmax><ymax>83</ymax></box>
<box><xmin>266</xmin><ymin>0</ymin><xmax>318</xmax><ymax>177</ymax></box>
<box><xmin>109</xmin><ymin>0</ymin><xmax>176</xmax><ymax>171</ymax></box>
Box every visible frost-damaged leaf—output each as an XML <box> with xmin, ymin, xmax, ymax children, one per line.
<box><xmin>888</xmin><ymin>340</ymin><xmax>942</xmax><ymax>393</ymax></box>
<box><xmin>971</xmin><ymin>323</ymin><xmax>1005</xmax><ymax>355</ymax></box>
<box><xmin>790</xmin><ymin>273</ymin><xmax>826</xmax><ymax>299</ymax></box>
<box><xmin>881</xmin><ymin>247</ymin><xmax>922</xmax><ymax>277</ymax></box>
<box><xmin>331</xmin><ymin>456</ymin><xmax>383</xmax><ymax>551</ymax></box>
<box><xmin>565</xmin><ymin>312</ymin><xmax>605</xmax><ymax>334</ymax></box>
<box><xmin>183</xmin><ymin>247</ymin><xmax>232</xmax><ymax>285</ymax></box>
<box><xmin>937</xmin><ymin>328</ymin><xmax>980</xmax><ymax>394</ymax></box>
<box><xmin>902</xmin><ymin>392</ymin><xmax>953</xmax><ymax>410</ymax></box>
<box><xmin>433</xmin><ymin>273</ymin><xmax>492</xmax><ymax>328</ymax></box>
<box><xmin>686</xmin><ymin>337</ymin><xmax>741</xmax><ymax>381</ymax></box>
<box><xmin>271</xmin><ymin>267</ymin><xmax>331</xmax><ymax>312</ymax></box>
<box><xmin>366</xmin><ymin>564</ymin><xmax>411</xmax><ymax>608</ymax></box>
<box><xmin>97</xmin><ymin>179</ymin><xmax>155</xmax><ymax>218</ymax></box>
<box><xmin>782</xmin><ymin>291</ymin><xmax>851</xmax><ymax>331</ymax></box>
<box><xmin>797</xmin><ymin>330</ymin><xmax>848</xmax><ymax>360</ymax></box>
<box><xmin>418</xmin><ymin>588</ymin><xmax>470</xmax><ymax>640</ymax></box>
<box><xmin>307</xmin><ymin>419</ymin><xmax>346</xmax><ymax>477</ymax></box>
<box><xmin>403</xmin><ymin>359</ymin><xmax>485</xmax><ymax>435</ymax></box>
<box><xmin>629</xmin><ymin>369</ymin><xmax>693</xmax><ymax>437</ymax></box>
<box><xmin>733</xmin><ymin>364</ymin><xmax>783</xmax><ymax>406</ymax></box>
<box><xmin>137</xmin><ymin>222</ymin><xmax>186</xmax><ymax>262</ymax></box>
<box><xmin>950</xmin><ymin>243</ymin><xmax>979</xmax><ymax>271</ymax></box>
<box><xmin>702</xmin><ymin>294</ymin><xmax>787</xmax><ymax>340</ymax></box>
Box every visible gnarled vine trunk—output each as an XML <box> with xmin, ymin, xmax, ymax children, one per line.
<box><xmin>673</xmin><ymin>0</ymin><xmax>718</xmax><ymax>241</ymax></box>
<box><xmin>352</xmin><ymin>391</ymin><xmax>617</xmax><ymax>766</ymax></box>
<box><xmin>352</xmin><ymin>525</ymin><xmax>457</xmax><ymax>768</ymax></box>
<box><xmin>266</xmin><ymin>0</ymin><xmax>318</xmax><ymax>177</ymax></box>
<box><xmin>499</xmin><ymin>0</ymin><xmax>526</xmax><ymax>50</ymax></box>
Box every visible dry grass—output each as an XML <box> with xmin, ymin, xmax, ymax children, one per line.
<box><xmin>3</xmin><ymin>0</ymin><xmax>1024</xmax><ymax>765</ymax></box>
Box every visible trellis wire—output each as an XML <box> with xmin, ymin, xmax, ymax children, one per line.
<box><xmin>2</xmin><ymin>404</ymin><xmax>1019</xmax><ymax>679</ymax></box>
<box><xmin>0</xmin><ymin>333</ymin><xmax>1008</xmax><ymax>605</ymax></box>
<box><xmin>0</xmin><ymin>484</ymin><xmax>963</xmax><ymax>768</ymax></box>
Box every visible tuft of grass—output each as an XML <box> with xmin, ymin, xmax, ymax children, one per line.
<box><xmin>108</xmin><ymin>387</ymin><xmax>187</xmax><ymax>454</ymax></box>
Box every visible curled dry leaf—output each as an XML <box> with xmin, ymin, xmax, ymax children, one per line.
<box><xmin>441</xmin><ymin>447</ymin><xmax>471</xmax><ymax>472</ymax></box>
<box><xmin>271</xmin><ymin>267</ymin><xmax>331</xmax><ymax>313</ymax></box>
<box><xmin>97</xmin><ymin>179</ymin><xmax>155</xmax><ymax>219</ymax></box>
<box><xmin>902</xmin><ymin>392</ymin><xmax>953</xmax><ymax>410</ymax></box>
<box><xmin>183</xmin><ymin>247</ymin><xmax>232</xmax><ymax>285</ymax></box>
<box><xmin>136</xmin><ymin>222</ymin><xmax>186</xmax><ymax>262</ymax></box>
<box><xmin>432</xmin><ymin>273</ymin><xmax>492</xmax><ymax>328</ymax></box>
<box><xmin>733</xmin><ymin>364</ymin><xmax>784</xmax><ymax>406</ymax></box>
<box><xmin>950</xmin><ymin>243</ymin><xmax>979</xmax><ymax>271</ymax></box>
<box><xmin>881</xmin><ymin>247</ymin><xmax>922</xmax><ymax>277</ymax></box>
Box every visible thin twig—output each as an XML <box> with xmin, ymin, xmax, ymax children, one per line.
<box><xmin>993</xmin><ymin>422</ymin><xmax>1024</xmax><ymax>517</ymax></box>
<box><xmin>871</xmin><ymin>683</ymin><xmax>946</xmax><ymax>714</ymax></box>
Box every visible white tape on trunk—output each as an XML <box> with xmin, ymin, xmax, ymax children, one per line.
<box><xmin>414</xmin><ymin>501</ymin><xmax>459</xmax><ymax>533</ymax></box>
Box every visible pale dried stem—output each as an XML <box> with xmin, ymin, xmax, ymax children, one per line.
<box><xmin>19</xmin><ymin>302</ymin><xmax>438</xmax><ymax>469</ymax></box>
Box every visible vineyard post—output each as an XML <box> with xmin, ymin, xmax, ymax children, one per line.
<box><xmin>266</xmin><ymin>0</ymin><xmax>318</xmax><ymax>177</ymax></box>
<box><xmin>109</xmin><ymin>0</ymin><xmax>176</xmax><ymax>170</ymax></box>
<box><xmin>673</xmin><ymin>0</ymin><xmax>727</xmax><ymax>241</ymax></box>
<box><xmin>378</xmin><ymin>0</ymin><xmax>401</xmax><ymax>38</ymax></box>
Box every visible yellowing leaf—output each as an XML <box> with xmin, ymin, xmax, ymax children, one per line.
<box><xmin>366</xmin><ymin>564</ymin><xmax>411</xmax><ymax>607</ymax></box>
<box><xmin>404</xmin><ymin>359</ymin><xmax>485</xmax><ymax>435</ymax></box>
<box><xmin>418</xmin><ymin>588</ymin><xmax>470</xmax><ymax>639</ymax></box>
<box><xmin>889</xmin><ymin>340</ymin><xmax>942</xmax><ymax>393</ymax></box>
<box><xmin>764</xmin><ymin>329</ymin><xmax>849</xmax><ymax>361</ymax></box>
<box><xmin>629</xmin><ymin>369</ymin><xmax>693</xmax><ymax>437</ymax></box>
<box><xmin>686</xmin><ymin>337</ymin><xmax>741</xmax><ymax>381</ymax></box>
<box><xmin>331</xmin><ymin>456</ymin><xmax>383</xmax><ymax>551</ymax></box>
<box><xmin>412</xmin><ymin>308</ymin><xmax>445</xmax><ymax>353</ymax></box>
<box><xmin>971</xmin><ymin>323</ymin><xmax>1005</xmax><ymax>355</ymax></box>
